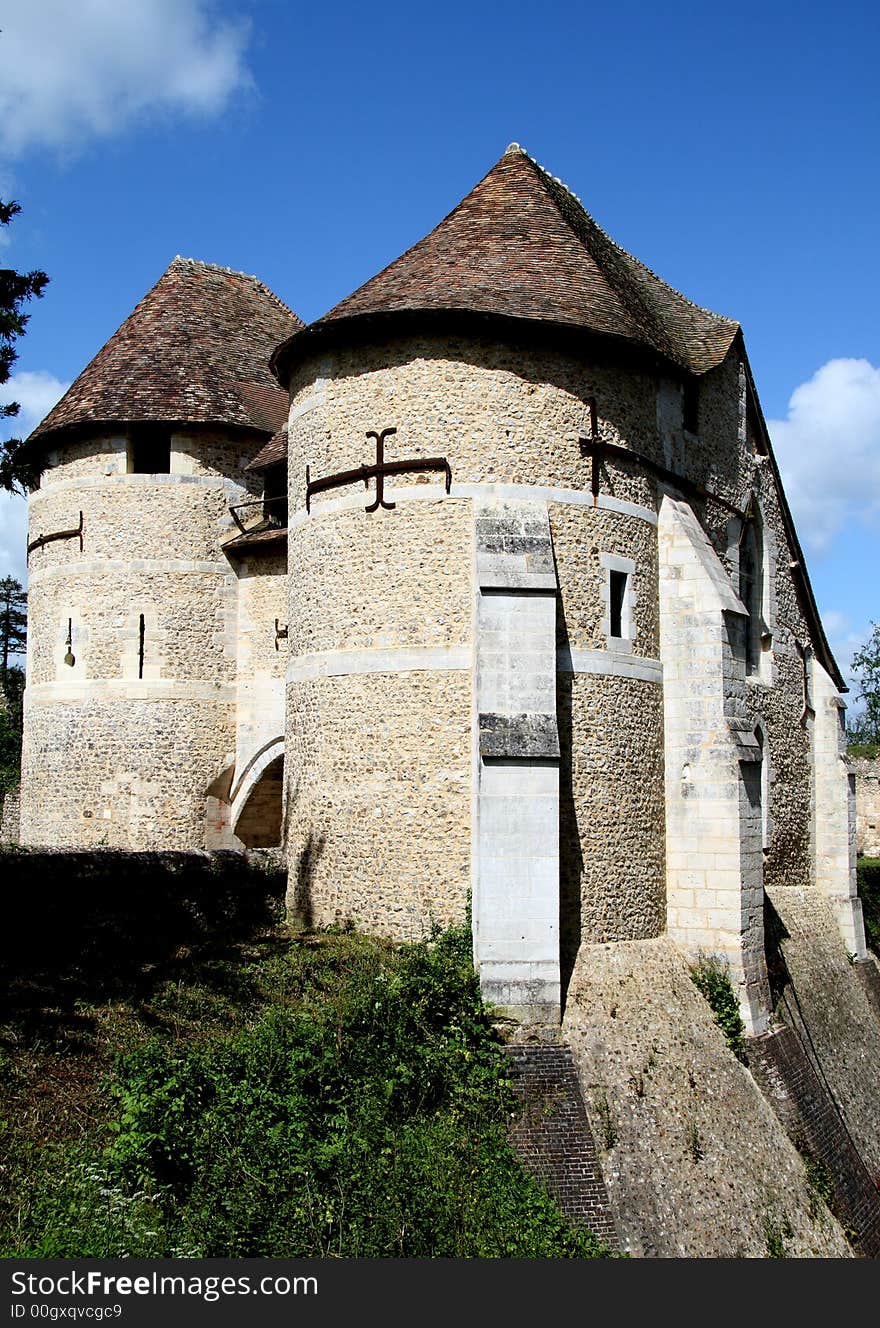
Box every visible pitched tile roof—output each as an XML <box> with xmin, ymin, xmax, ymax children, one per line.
<box><xmin>247</xmin><ymin>424</ymin><xmax>288</xmax><ymax>472</ymax></box>
<box><xmin>272</xmin><ymin>145</ymin><xmax>738</xmax><ymax>383</ymax></box>
<box><xmin>31</xmin><ymin>257</ymin><xmax>301</xmax><ymax>445</ymax></box>
<box><xmin>222</xmin><ymin>525</ymin><xmax>288</xmax><ymax>553</ymax></box>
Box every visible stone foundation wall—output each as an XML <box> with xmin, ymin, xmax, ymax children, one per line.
<box><xmin>21</xmin><ymin>694</ymin><xmax>234</xmax><ymax>850</ymax></box>
<box><xmin>765</xmin><ymin>886</ymin><xmax>880</xmax><ymax>1179</ymax></box>
<box><xmin>747</xmin><ymin>1026</ymin><xmax>880</xmax><ymax>1256</ymax></box>
<box><xmin>506</xmin><ymin>1043</ymin><xmax>619</xmax><ymax>1248</ymax></box>
<box><xmin>853</xmin><ymin>758</ymin><xmax>880</xmax><ymax>858</ymax></box>
<box><xmin>563</xmin><ymin>937</ymin><xmax>851</xmax><ymax>1257</ymax></box>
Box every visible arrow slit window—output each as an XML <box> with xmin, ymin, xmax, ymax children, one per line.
<box><xmin>739</xmin><ymin>518</ymin><xmax>763</xmax><ymax>676</ymax></box>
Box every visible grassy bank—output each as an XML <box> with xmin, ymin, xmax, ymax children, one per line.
<box><xmin>0</xmin><ymin>859</ymin><xmax>607</xmax><ymax>1258</ymax></box>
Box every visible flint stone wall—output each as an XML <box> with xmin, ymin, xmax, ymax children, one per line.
<box><xmin>853</xmin><ymin>758</ymin><xmax>880</xmax><ymax>858</ymax></box>
<box><xmin>1</xmin><ymin>785</ymin><xmax>20</xmax><ymax>843</ymax></box>
<box><xmin>20</xmin><ymin>430</ymin><xmax>263</xmax><ymax>850</ymax></box>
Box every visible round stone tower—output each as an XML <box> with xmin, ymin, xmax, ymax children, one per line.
<box><xmin>271</xmin><ymin>144</ymin><xmax>758</xmax><ymax>1020</ymax></box>
<box><xmin>20</xmin><ymin>257</ymin><xmax>301</xmax><ymax>850</ymax></box>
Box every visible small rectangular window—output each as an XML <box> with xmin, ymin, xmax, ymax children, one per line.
<box><xmin>609</xmin><ymin>570</ymin><xmax>627</xmax><ymax>638</ymax></box>
<box><xmin>263</xmin><ymin>463</ymin><xmax>288</xmax><ymax>527</ymax></box>
<box><xmin>682</xmin><ymin>380</ymin><xmax>699</xmax><ymax>434</ymax></box>
<box><xmin>128</xmin><ymin>425</ymin><xmax>171</xmax><ymax>474</ymax></box>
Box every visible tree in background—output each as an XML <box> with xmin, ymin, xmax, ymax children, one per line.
<box><xmin>0</xmin><ymin>578</ymin><xmax>26</xmax><ymax>796</ymax></box>
<box><xmin>0</xmin><ymin>576</ymin><xmax>27</xmax><ymax>690</ymax></box>
<box><xmin>0</xmin><ymin>199</ymin><xmax>48</xmax><ymax>494</ymax></box>
<box><xmin>847</xmin><ymin>620</ymin><xmax>880</xmax><ymax>756</ymax></box>
<box><xmin>0</xmin><ymin>663</ymin><xmax>24</xmax><ymax>795</ymax></box>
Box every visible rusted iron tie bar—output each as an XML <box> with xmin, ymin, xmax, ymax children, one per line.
<box><xmin>27</xmin><ymin>511</ymin><xmax>84</xmax><ymax>561</ymax></box>
<box><xmin>306</xmin><ymin>428</ymin><xmax>452</xmax><ymax>513</ymax></box>
<box><xmin>578</xmin><ymin>431</ymin><xmax>745</xmax><ymax>520</ymax></box>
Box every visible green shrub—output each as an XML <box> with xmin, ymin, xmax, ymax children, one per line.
<box><xmin>690</xmin><ymin>957</ymin><xmax>746</xmax><ymax>1061</ymax></box>
<box><xmin>857</xmin><ymin>858</ymin><xmax>880</xmax><ymax>956</ymax></box>
<box><xmin>7</xmin><ymin>925</ymin><xmax>608</xmax><ymax>1259</ymax></box>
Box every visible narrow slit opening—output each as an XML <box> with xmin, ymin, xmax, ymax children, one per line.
<box><xmin>609</xmin><ymin>570</ymin><xmax>627</xmax><ymax>639</ymax></box>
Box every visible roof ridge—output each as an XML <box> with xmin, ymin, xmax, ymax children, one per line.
<box><xmin>518</xmin><ymin>147</ymin><xmax>738</xmax><ymax>332</ymax></box>
<box><xmin>170</xmin><ymin>255</ymin><xmax>300</xmax><ymax>323</ymax></box>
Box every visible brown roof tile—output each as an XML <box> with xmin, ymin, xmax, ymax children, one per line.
<box><xmin>232</xmin><ymin>381</ymin><xmax>289</xmax><ymax>435</ymax></box>
<box><xmin>222</xmin><ymin>525</ymin><xmax>288</xmax><ymax>553</ymax></box>
<box><xmin>272</xmin><ymin>145</ymin><xmax>738</xmax><ymax>381</ymax></box>
<box><xmin>247</xmin><ymin>424</ymin><xmax>288</xmax><ymax>472</ymax></box>
<box><xmin>32</xmin><ymin>257</ymin><xmax>301</xmax><ymax>444</ymax></box>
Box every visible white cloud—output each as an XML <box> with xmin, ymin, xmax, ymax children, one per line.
<box><xmin>1</xmin><ymin>370</ymin><xmax>70</xmax><ymax>440</ymax></box>
<box><xmin>0</xmin><ymin>371</ymin><xmax>70</xmax><ymax>586</ymax></box>
<box><xmin>0</xmin><ymin>0</ymin><xmax>252</xmax><ymax>158</ymax></box>
<box><xmin>768</xmin><ymin>358</ymin><xmax>880</xmax><ymax>555</ymax></box>
<box><xmin>823</xmin><ymin>613</ymin><xmax>867</xmax><ymax>697</ymax></box>
<box><xmin>0</xmin><ymin>490</ymin><xmax>28</xmax><ymax>587</ymax></box>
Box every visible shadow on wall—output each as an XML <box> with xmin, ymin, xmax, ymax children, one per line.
<box><xmin>556</xmin><ymin>597</ymin><xmax>583</xmax><ymax>1005</ymax></box>
<box><xmin>763</xmin><ymin>892</ymin><xmax>791</xmax><ymax>1010</ymax></box>
<box><xmin>289</xmin><ymin>831</ymin><xmax>326</xmax><ymax>932</ymax></box>
<box><xmin>0</xmin><ymin>848</ymin><xmax>285</xmax><ymax>1031</ymax></box>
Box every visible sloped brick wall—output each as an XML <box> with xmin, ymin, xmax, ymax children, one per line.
<box><xmin>747</xmin><ymin>1027</ymin><xmax>880</xmax><ymax>1257</ymax></box>
<box><xmin>506</xmin><ymin>1043</ymin><xmax>619</xmax><ymax>1249</ymax></box>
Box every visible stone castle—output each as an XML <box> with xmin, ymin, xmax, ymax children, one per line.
<box><xmin>16</xmin><ymin>144</ymin><xmax>869</xmax><ymax>1037</ymax></box>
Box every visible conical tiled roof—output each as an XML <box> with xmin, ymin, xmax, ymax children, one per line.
<box><xmin>31</xmin><ymin>257</ymin><xmax>302</xmax><ymax>444</ymax></box>
<box><xmin>272</xmin><ymin>145</ymin><xmax>738</xmax><ymax>383</ymax></box>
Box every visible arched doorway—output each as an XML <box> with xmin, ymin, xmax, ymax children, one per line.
<box><xmin>233</xmin><ymin>752</ymin><xmax>284</xmax><ymax>848</ymax></box>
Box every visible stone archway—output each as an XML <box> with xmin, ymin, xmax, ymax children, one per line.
<box><xmin>234</xmin><ymin>753</ymin><xmax>284</xmax><ymax>847</ymax></box>
<box><xmin>230</xmin><ymin>738</ymin><xmax>285</xmax><ymax>849</ymax></box>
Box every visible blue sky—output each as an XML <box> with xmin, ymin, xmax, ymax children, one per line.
<box><xmin>1</xmin><ymin>0</ymin><xmax>878</xmax><ymax>703</ymax></box>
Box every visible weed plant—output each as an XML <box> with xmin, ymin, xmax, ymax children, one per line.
<box><xmin>689</xmin><ymin>957</ymin><xmax>746</xmax><ymax>1061</ymax></box>
<box><xmin>1</xmin><ymin>923</ymin><xmax>608</xmax><ymax>1258</ymax></box>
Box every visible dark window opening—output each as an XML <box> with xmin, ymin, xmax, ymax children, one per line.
<box><xmin>739</xmin><ymin>521</ymin><xmax>762</xmax><ymax>675</ymax></box>
<box><xmin>263</xmin><ymin>463</ymin><xmax>287</xmax><ymax>527</ymax></box>
<box><xmin>63</xmin><ymin>618</ymin><xmax>75</xmax><ymax>667</ymax></box>
<box><xmin>609</xmin><ymin>570</ymin><xmax>627</xmax><ymax>638</ymax></box>
<box><xmin>747</xmin><ymin>398</ymin><xmax>768</xmax><ymax>456</ymax></box>
<box><xmin>138</xmin><ymin>614</ymin><xmax>145</xmax><ymax>680</ymax></box>
<box><xmin>128</xmin><ymin>425</ymin><xmax>171</xmax><ymax>474</ymax></box>
<box><xmin>682</xmin><ymin>380</ymin><xmax>699</xmax><ymax>434</ymax></box>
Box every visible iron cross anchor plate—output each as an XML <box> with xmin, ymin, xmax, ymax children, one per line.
<box><xmin>305</xmin><ymin>428</ymin><xmax>452</xmax><ymax>513</ymax></box>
